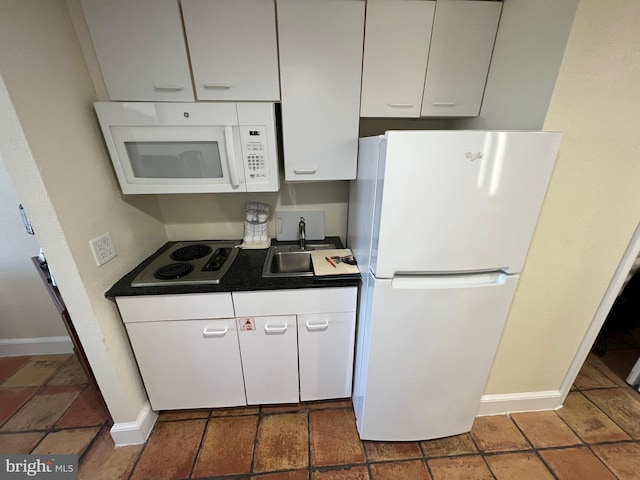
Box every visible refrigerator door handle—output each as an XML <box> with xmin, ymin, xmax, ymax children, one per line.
<box><xmin>391</xmin><ymin>271</ymin><xmax>508</xmax><ymax>289</ymax></box>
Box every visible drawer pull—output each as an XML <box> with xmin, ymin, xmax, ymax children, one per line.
<box><xmin>306</xmin><ymin>320</ymin><xmax>329</xmax><ymax>331</ymax></box>
<box><xmin>431</xmin><ymin>101</ymin><xmax>457</xmax><ymax>107</ymax></box>
<box><xmin>387</xmin><ymin>103</ymin><xmax>414</xmax><ymax>108</ymax></box>
<box><xmin>293</xmin><ymin>167</ymin><xmax>318</xmax><ymax>175</ymax></box>
<box><xmin>204</xmin><ymin>83</ymin><xmax>233</xmax><ymax>89</ymax></box>
<box><xmin>203</xmin><ymin>327</ymin><xmax>228</xmax><ymax>338</ymax></box>
<box><xmin>153</xmin><ymin>85</ymin><xmax>185</xmax><ymax>91</ymax></box>
<box><xmin>264</xmin><ymin>323</ymin><xmax>288</xmax><ymax>334</ymax></box>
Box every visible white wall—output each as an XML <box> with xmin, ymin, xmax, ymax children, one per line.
<box><xmin>485</xmin><ymin>0</ymin><xmax>640</xmax><ymax>395</ymax></box>
<box><xmin>0</xmin><ymin>159</ymin><xmax>66</xmax><ymax>340</ymax></box>
<box><xmin>0</xmin><ymin>0</ymin><xmax>167</xmax><ymax>439</ymax></box>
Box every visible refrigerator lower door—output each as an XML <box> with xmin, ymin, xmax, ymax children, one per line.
<box><xmin>353</xmin><ymin>271</ymin><xmax>519</xmax><ymax>441</ymax></box>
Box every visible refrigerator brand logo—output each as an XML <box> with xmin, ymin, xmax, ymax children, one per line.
<box><xmin>465</xmin><ymin>152</ymin><xmax>484</xmax><ymax>162</ymax></box>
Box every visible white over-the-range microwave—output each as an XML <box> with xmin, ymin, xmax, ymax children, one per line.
<box><xmin>94</xmin><ymin>102</ymin><xmax>279</xmax><ymax>194</ymax></box>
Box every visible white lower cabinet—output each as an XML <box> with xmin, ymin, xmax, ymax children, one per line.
<box><xmin>298</xmin><ymin>312</ymin><xmax>356</xmax><ymax>402</ymax></box>
<box><xmin>236</xmin><ymin>315</ymin><xmax>299</xmax><ymax>405</ymax></box>
<box><xmin>118</xmin><ymin>287</ymin><xmax>357</xmax><ymax>410</ymax></box>
<box><xmin>125</xmin><ymin>318</ymin><xmax>246</xmax><ymax>410</ymax></box>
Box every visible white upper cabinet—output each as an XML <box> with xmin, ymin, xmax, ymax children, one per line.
<box><xmin>81</xmin><ymin>0</ymin><xmax>195</xmax><ymax>102</ymax></box>
<box><xmin>361</xmin><ymin>0</ymin><xmax>502</xmax><ymax>118</ymax></box>
<box><xmin>81</xmin><ymin>0</ymin><xmax>279</xmax><ymax>102</ymax></box>
<box><xmin>277</xmin><ymin>0</ymin><xmax>365</xmax><ymax>181</ymax></box>
<box><xmin>421</xmin><ymin>0</ymin><xmax>502</xmax><ymax>117</ymax></box>
<box><xmin>361</xmin><ymin>0</ymin><xmax>436</xmax><ymax>118</ymax></box>
<box><xmin>181</xmin><ymin>0</ymin><xmax>280</xmax><ymax>101</ymax></box>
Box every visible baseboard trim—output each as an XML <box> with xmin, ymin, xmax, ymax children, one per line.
<box><xmin>0</xmin><ymin>336</ymin><xmax>73</xmax><ymax>357</ymax></box>
<box><xmin>477</xmin><ymin>390</ymin><xmax>563</xmax><ymax>416</ymax></box>
<box><xmin>110</xmin><ymin>402</ymin><xmax>158</xmax><ymax>446</ymax></box>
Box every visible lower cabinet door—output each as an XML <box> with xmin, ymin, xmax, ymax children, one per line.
<box><xmin>298</xmin><ymin>312</ymin><xmax>356</xmax><ymax>401</ymax></box>
<box><xmin>126</xmin><ymin>318</ymin><xmax>246</xmax><ymax>410</ymax></box>
<box><xmin>237</xmin><ymin>315</ymin><xmax>299</xmax><ymax>404</ymax></box>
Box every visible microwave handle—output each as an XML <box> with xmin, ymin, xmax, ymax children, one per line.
<box><xmin>224</xmin><ymin>126</ymin><xmax>241</xmax><ymax>189</ymax></box>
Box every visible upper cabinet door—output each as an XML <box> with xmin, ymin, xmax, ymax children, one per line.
<box><xmin>181</xmin><ymin>0</ymin><xmax>280</xmax><ymax>101</ymax></box>
<box><xmin>421</xmin><ymin>0</ymin><xmax>502</xmax><ymax>117</ymax></box>
<box><xmin>81</xmin><ymin>0</ymin><xmax>195</xmax><ymax>102</ymax></box>
<box><xmin>361</xmin><ymin>0</ymin><xmax>435</xmax><ymax>118</ymax></box>
<box><xmin>277</xmin><ymin>0</ymin><xmax>365</xmax><ymax>182</ymax></box>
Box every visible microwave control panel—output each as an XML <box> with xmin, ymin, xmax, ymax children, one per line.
<box><xmin>239</xmin><ymin>126</ymin><xmax>271</xmax><ymax>185</ymax></box>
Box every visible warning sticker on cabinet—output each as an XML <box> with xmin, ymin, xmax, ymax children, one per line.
<box><xmin>238</xmin><ymin>317</ymin><xmax>255</xmax><ymax>331</ymax></box>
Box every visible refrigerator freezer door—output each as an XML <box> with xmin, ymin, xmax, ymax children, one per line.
<box><xmin>353</xmin><ymin>272</ymin><xmax>519</xmax><ymax>441</ymax></box>
<box><xmin>371</xmin><ymin>131</ymin><xmax>561</xmax><ymax>277</ymax></box>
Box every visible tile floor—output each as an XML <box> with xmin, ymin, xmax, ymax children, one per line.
<box><xmin>595</xmin><ymin>325</ymin><xmax>640</xmax><ymax>383</ymax></box>
<box><xmin>1</xmin><ymin>352</ymin><xmax>640</xmax><ymax>479</ymax></box>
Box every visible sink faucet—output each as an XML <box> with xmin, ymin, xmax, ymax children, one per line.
<box><xmin>298</xmin><ymin>217</ymin><xmax>306</xmax><ymax>250</ymax></box>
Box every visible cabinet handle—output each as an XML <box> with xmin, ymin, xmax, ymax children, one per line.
<box><xmin>305</xmin><ymin>320</ymin><xmax>329</xmax><ymax>331</ymax></box>
<box><xmin>431</xmin><ymin>102</ymin><xmax>457</xmax><ymax>107</ymax></box>
<box><xmin>264</xmin><ymin>323</ymin><xmax>288</xmax><ymax>334</ymax></box>
<box><xmin>293</xmin><ymin>168</ymin><xmax>318</xmax><ymax>175</ymax></box>
<box><xmin>387</xmin><ymin>103</ymin><xmax>414</xmax><ymax>108</ymax></box>
<box><xmin>153</xmin><ymin>85</ymin><xmax>185</xmax><ymax>91</ymax></box>
<box><xmin>203</xmin><ymin>83</ymin><xmax>232</xmax><ymax>89</ymax></box>
<box><xmin>203</xmin><ymin>327</ymin><xmax>228</xmax><ymax>338</ymax></box>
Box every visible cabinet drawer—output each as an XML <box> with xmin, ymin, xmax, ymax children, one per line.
<box><xmin>116</xmin><ymin>293</ymin><xmax>234</xmax><ymax>323</ymax></box>
<box><xmin>232</xmin><ymin>287</ymin><xmax>357</xmax><ymax>317</ymax></box>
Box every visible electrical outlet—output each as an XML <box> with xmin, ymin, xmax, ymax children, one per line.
<box><xmin>90</xmin><ymin>232</ymin><xmax>117</xmax><ymax>266</ymax></box>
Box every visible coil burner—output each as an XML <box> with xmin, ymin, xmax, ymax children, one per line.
<box><xmin>131</xmin><ymin>241</ymin><xmax>240</xmax><ymax>287</ymax></box>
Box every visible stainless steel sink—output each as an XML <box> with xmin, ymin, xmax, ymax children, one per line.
<box><xmin>262</xmin><ymin>243</ymin><xmax>336</xmax><ymax>277</ymax></box>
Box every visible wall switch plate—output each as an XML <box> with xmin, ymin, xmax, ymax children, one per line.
<box><xmin>275</xmin><ymin>210</ymin><xmax>325</xmax><ymax>241</ymax></box>
<box><xmin>90</xmin><ymin>232</ymin><xmax>117</xmax><ymax>266</ymax></box>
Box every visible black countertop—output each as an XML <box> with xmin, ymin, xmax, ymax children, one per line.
<box><xmin>105</xmin><ymin>236</ymin><xmax>360</xmax><ymax>298</ymax></box>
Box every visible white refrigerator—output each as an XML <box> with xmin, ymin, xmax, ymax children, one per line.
<box><xmin>348</xmin><ymin>130</ymin><xmax>562</xmax><ymax>441</ymax></box>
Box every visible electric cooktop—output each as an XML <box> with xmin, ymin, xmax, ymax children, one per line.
<box><xmin>131</xmin><ymin>240</ymin><xmax>240</xmax><ymax>287</ymax></box>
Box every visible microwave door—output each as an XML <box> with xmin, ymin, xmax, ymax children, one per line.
<box><xmin>110</xmin><ymin>125</ymin><xmax>245</xmax><ymax>194</ymax></box>
<box><xmin>125</xmin><ymin>140</ymin><xmax>224</xmax><ymax>179</ymax></box>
